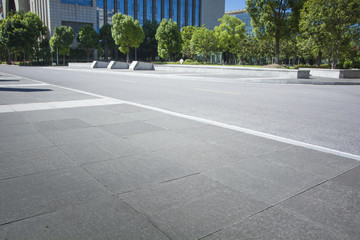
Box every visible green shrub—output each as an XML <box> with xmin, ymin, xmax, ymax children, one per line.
<box><xmin>184</xmin><ymin>59</ymin><xmax>193</xmax><ymax>63</ymax></box>
<box><xmin>343</xmin><ymin>60</ymin><xmax>353</xmax><ymax>69</ymax></box>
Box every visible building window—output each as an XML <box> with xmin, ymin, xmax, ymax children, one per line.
<box><xmin>156</xmin><ymin>0</ymin><xmax>161</xmax><ymax>22</ymax></box>
<box><xmin>188</xmin><ymin>0</ymin><xmax>192</xmax><ymax>26</ymax></box>
<box><xmin>146</xmin><ymin>0</ymin><xmax>152</xmax><ymax>20</ymax></box>
<box><xmin>137</xmin><ymin>0</ymin><xmax>144</xmax><ymax>24</ymax></box>
<box><xmin>118</xmin><ymin>0</ymin><xmax>124</xmax><ymax>13</ymax></box>
<box><xmin>180</xmin><ymin>0</ymin><xmax>185</xmax><ymax>27</ymax></box>
<box><xmin>61</xmin><ymin>0</ymin><xmax>92</xmax><ymax>7</ymax></box>
<box><xmin>172</xmin><ymin>0</ymin><xmax>177</xmax><ymax>23</ymax></box>
<box><xmin>195</xmin><ymin>0</ymin><xmax>199</xmax><ymax>26</ymax></box>
<box><xmin>164</xmin><ymin>0</ymin><xmax>169</xmax><ymax>19</ymax></box>
<box><xmin>128</xmin><ymin>0</ymin><xmax>134</xmax><ymax>17</ymax></box>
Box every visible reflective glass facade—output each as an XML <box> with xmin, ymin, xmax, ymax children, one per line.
<box><xmin>96</xmin><ymin>0</ymin><xmax>200</xmax><ymax>30</ymax></box>
<box><xmin>137</xmin><ymin>0</ymin><xmax>144</xmax><ymax>24</ymax></box>
<box><xmin>146</xmin><ymin>0</ymin><xmax>152</xmax><ymax>20</ymax></box>
<box><xmin>155</xmin><ymin>0</ymin><xmax>161</xmax><ymax>22</ymax></box>
<box><xmin>61</xmin><ymin>0</ymin><xmax>92</xmax><ymax>7</ymax></box>
<box><xmin>164</xmin><ymin>0</ymin><xmax>169</xmax><ymax>19</ymax></box>
<box><xmin>171</xmin><ymin>0</ymin><xmax>177</xmax><ymax>22</ymax></box>
<box><xmin>180</xmin><ymin>0</ymin><xmax>185</xmax><ymax>27</ymax></box>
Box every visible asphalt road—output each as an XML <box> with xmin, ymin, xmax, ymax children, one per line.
<box><xmin>1</xmin><ymin>65</ymin><xmax>359</xmax><ymax>156</ymax></box>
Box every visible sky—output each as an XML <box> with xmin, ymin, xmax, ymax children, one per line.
<box><xmin>225</xmin><ymin>0</ymin><xmax>247</xmax><ymax>12</ymax></box>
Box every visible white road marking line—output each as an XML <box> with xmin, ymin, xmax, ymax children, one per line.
<box><xmin>0</xmin><ymin>98</ymin><xmax>123</xmax><ymax>113</ymax></box>
<box><xmin>194</xmin><ymin>88</ymin><xmax>241</xmax><ymax>95</ymax></box>
<box><xmin>3</xmin><ymin>74</ymin><xmax>360</xmax><ymax>162</ymax></box>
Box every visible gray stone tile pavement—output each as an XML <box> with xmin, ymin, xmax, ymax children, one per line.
<box><xmin>0</xmin><ymin>77</ymin><xmax>360</xmax><ymax>239</ymax></box>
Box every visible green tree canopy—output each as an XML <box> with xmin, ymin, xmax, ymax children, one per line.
<box><xmin>299</xmin><ymin>0</ymin><xmax>360</xmax><ymax>68</ymax></box>
<box><xmin>99</xmin><ymin>23</ymin><xmax>116</xmax><ymax>60</ymax></box>
<box><xmin>77</xmin><ymin>24</ymin><xmax>99</xmax><ymax>61</ymax></box>
<box><xmin>0</xmin><ymin>11</ymin><xmax>47</xmax><ymax>61</ymax></box>
<box><xmin>190</xmin><ymin>26</ymin><xmax>218</xmax><ymax>62</ymax></box>
<box><xmin>181</xmin><ymin>25</ymin><xmax>197</xmax><ymax>59</ymax></box>
<box><xmin>111</xmin><ymin>13</ymin><xmax>145</xmax><ymax>63</ymax></box>
<box><xmin>214</xmin><ymin>14</ymin><xmax>246</xmax><ymax>63</ymax></box>
<box><xmin>50</xmin><ymin>25</ymin><xmax>75</xmax><ymax>65</ymax></box>
<box><xmin>138</xmin><ymin>20</ymin><xmax>159</xmax><ymax>61</ymax></box>
<box><xmin>246</xmin><ymin>0</ymin><xmax>304</xmax><ymax>64</ymax></box>
<box><xmin>155</xmin><ymin>18</ymin><xmax>182</xmax><ymax>60</ymax></box>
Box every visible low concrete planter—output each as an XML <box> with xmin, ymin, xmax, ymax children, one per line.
<box><xmin>68</xmin><ymin>62</ymin><xmax>93</xmax><ymax>68</ymax></box>
<box><xmin>91</xmin><ymin>61</ymin><xmax>109</xmax><ymax>68</ymax></box>
<box><xmin>129</xmin><ymin>61</ymin><xmax>155</xmax><ymax>70</ymax></box>
<box><xmin>107</xmin><ymin>61</ymin><xmax>129</xmax><ymax>69</ymax></box>
<box><xmin>300</xmin><ymin>68</ymin><xmax>360</xmax><ymax>79</ymax></box>
<box><xmin>155</xmin><ymin>65</ymin><xmax>309</xmax><ymax>79</ymax></box>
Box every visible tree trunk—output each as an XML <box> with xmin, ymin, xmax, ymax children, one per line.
<box><xmin>275</xmin><ymin>35</ymin><xmax>280</xmax><ymax>65</ymax></box>
<box><xmin>63</xmin><ymin>54</ymin><xmax>65</xmax><ymax>65</ymax></box>
<box><xmin>87</xmin><ymin>50</ymin><xmax>90</xmax><ymax>62</ymax></box>
<box><xmin>316</xmin><ymin>50</ymin><xmax>322</xmax><ymax>67</ymax></box>
<box><xmin>126</xmin><ymin>52</ymin><xmax>129</xmax><ymax>63</ymax></box>
<box><xmin>332</xmin><ymin>46</ymin><xmax>339</xmax><ymax>69</ymax></box>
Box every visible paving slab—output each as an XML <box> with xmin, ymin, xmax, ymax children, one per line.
<box><xmin>100</xmin><ymin>121</ymin><xmax>165</xmax><ymax>137</ymax></box>
<box><xmin>0</xmin><ymin>123</ymin><xmax>38</xmax><ymax>137</ymax></box>
<box><xmin>0</xmin><ymin>133</ymin><xmax>54</xmax><ymax>154</ymax></box>
<box><xmin>0</xmin><ymin>167</ymin><xmax>110</xmax><ymax>225</ymax></box>
<box><xmin>41</xmin><ymin>127</ymin><xmax>112</xmax><ymax>145</ymax></box>
<box><xmin>33</xmin><ymin>118</ymin><xmax>92</xmax><ymax>132</ymax></box>
<box><xmin>202</xmin><ymin>207</ymin><xmax>342</xmax><ymax>240</ymax></box>
<box><xmin>0</xmin><ymin>146</ymin><xmax>76</xmax><ymax>180</ymax></box>
<box><xmin>258</xmin><ymin>145</ymin><xmax>360</xmax><ymax>178</ymax></box>
<box><xmin>145</xmin><ymin>115</ymin><xmax>205</xmax><ymax>130</ymax></box>
<box><xmin>19</xmin><ymin>109</ymin><xmax>72</xmax><ymax>123</ymax></box>
<box><xmin>103</xmin><ymin>103</ymin><xmax>148</xmax><ymax>113</ymax></box>
<box><xmin>83</xmin><ymin>152</ymin><xmax>195</xmax><ymax>194</ymax></box>
<box><xmin>0</xmin><ymin>195</ymin><xmax>170</xmax><ymax>240</ymax></box>
<box><xmin>124</xmin><ymin>130</ymin><xmax>204</xmax><ymax>151</ymax></box>
<box><xmin>154</xmin><ymin>143</ymin><xmax>256</xmax><ymax>173</ymax></box>
<box><xmin>0</xmin><ymin>112</ymin><xmax>28</xmax><ymax>125</ymax></box>
<box><xmin>58</xmin><ymin>136</ymin><xmax>147</xmax><ymax>164</ymax></box>
<box><xmin>120</xmin><ymin>174</ymin><xmax>269</xmax><ymax>240</ymax></box>
<box><xmin>63</xmin><ymin>106</ymin><xmax>135</xmax><ymax>126</ymax></box>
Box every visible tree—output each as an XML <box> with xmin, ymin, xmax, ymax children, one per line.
<box><xmin>214</xmin><ymin>15</ymin><xmax>246</xmax><ymax>64</ymax></box>
<box><xmin>50</xmin><ymin>25</ymin><xmax>75</xmax><ymax>65</ymax></box>
<box><xmin>111</xmin><ymin>13</ymin><xmax>145</xmax><ymax>63</ymax></box>
<box><xmin>138</xmin><ymin>20</ymin><xmax>159</xmax><ymax>61</ymax></box>
<box><xmin>181</xmin><ymin>25</ymin><xmax>197</xmax><ymax>59</ymax></box>
<box><xmin>23</xmin><ymin>12</ymin><xmax>47</xmax><ymax>60</ymax></box>
<box><xmin>0</xmin><ymin>12</ymin><xmax>28</xmax><ymax>61</ymax></box>
<box><xmin>0</xmin><ymin>11</ymin><xmax>47</xmax><ymax>62</ymax></box>
<box><xmin>246</xmin><ymin>0</ymin><xmax>304</xmax><ymax>64</ymax></box>
<box><xmin>77</xmin><ymin>25</ymin><xmax>99</xmax><ymax>62</ymax></box>
<box><xmin>155</xmin><ymin>18</ymin><xmax>182</xmax><ymax>60</ymax></box>
<box><xmin>99</xmin><ymin>23</ymin><xmax>116</xmax><ymax>61</ymax></box>
<box><xmin>299</xmin><ymin>0</ymin><xmax>360</xmax><ymax>68</ymax></box>
<box><xmin>190</xmin><ymin>26</ymin><xmax>218</xmax><ymax>62</ymax></box>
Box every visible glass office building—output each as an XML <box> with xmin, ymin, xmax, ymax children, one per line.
<box><xmin>225</xmin><ymin>9</ymin><xmax>252</xmax><ymax>34</ymax></box>
<box><xmin>96</xmin><ymin>0</ymin><xmax>201</xmax><ymax>30</ymax></box>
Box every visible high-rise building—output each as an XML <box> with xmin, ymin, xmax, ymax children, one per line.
<box><xmin>1</xmin><ymin>0</ymin><xmax>224</xmax><ymax>36</ymax></box>
<box><xmin>225</xmin><ymin>9</ymin><xmax>252</xmax><ymax>34</ymax></box>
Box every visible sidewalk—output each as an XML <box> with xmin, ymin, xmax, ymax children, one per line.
<box><xmin>1</xmin><ymin>72</ymin><xmax>359</xmax><ymax>239</ymax></box>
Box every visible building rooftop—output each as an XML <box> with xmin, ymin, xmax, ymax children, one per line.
<box><xmin>225</xmin><ymin>9</ymin><xmax>246</xmax><ymax>15</ymax></box>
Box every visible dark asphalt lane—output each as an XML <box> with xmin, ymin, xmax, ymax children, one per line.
<box><xmin>1</xmin><ymin>65</ymin><xmax>360</xmax><ymax>156</ymax></box>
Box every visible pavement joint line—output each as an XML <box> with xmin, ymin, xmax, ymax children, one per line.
<box><xmin>0</xmin><ymin>210</ymin><xmax>58</xmax><ymax>227</ymax></box>
<box><xmin>6</xmin><ymin>75</ymin><xmax>360</xmax><ymax>162</ymax></box>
